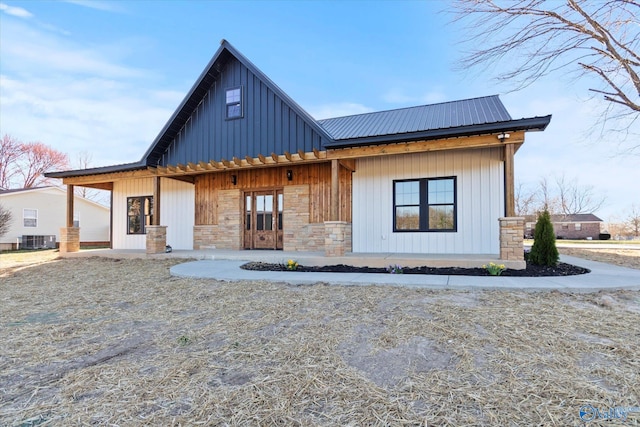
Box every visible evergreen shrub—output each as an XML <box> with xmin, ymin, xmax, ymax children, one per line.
<box><xmin>529</xmin><ymin>210</ymin><xmax>559</xmax><ymax>266</ymax></box>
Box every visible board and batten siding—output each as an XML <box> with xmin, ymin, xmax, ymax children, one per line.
<box><xmin>352</xmin><ymin>148</ymin><xmax>504</xmax><ymax>254</ymax></box>
<box><xmin>158</xmin><ymin>57</ymin><xmax>325</xmax><ymax>168</ymax></box>
<box><xmin>112</xmin><ymin>178</ymin><xmax>195</xmax><ymax>250</ymax></box>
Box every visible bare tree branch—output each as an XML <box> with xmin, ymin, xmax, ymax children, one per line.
<box><xmin>452</xmin><ymin>0</ymin><xmax>640</xmax><ymax>143</ymax></box>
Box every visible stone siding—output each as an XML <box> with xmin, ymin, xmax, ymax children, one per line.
<box><xmin>324</xmin><ymin>221</ymin><xmax>351</xmax><ymax>257</ymax></box>
<box><xmin>146</xmin><ymin>225</ymin><xmax>167</xmax><ymax>254</ymax></box>
<box><xmin>193</xmin><ymin>189</ymin><xmax>242</xmax><ymax>250</ymax></box>
<box><xmin>283</xmin><ymin>185</ymin><xmax>324</xmax><ymax>251</ymax></box>
<box><xmin>499</xmin><ymin>217</ymin><xmax>525</xmax><ymax>269</ymax></box>
<box><xmin>59</xmin><ymin>227</ymin><xmax>80</xmax><ymax>254</ymax></box>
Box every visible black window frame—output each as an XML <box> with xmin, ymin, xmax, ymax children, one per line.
<box><xmin>127</xmin><ymin>195</ymin><xmax>153</xmax><ymax>235</ymax></box>
<box><xmin>393</xmin><ymin>176</ymin><xmax>457</xmax><ymax>232</ymax></box>
<box><xmin>225</xmin><ymin>86</ymin><xmax>243</xmax><ymax>119</ymax></box>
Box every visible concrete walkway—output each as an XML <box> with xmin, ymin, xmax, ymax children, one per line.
<box><xmin>170</xmin><ymin>254</ymin><xmax>640</xmax><ymax>292</ymax></box>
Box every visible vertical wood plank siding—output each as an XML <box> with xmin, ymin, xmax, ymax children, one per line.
<box><xmin>194</xmin><ymin>163</ymin><xmax>351</xmax><ymax>225</ymax></box>
<box><xmin>158</xmin><ymin>58</ymin><xmax>325</xmax><ymax>167</ymax></box>
<box><xmin>352</xmin><ymin>148</ymin><xmax>504</xmax><ymax>254</ymax></box>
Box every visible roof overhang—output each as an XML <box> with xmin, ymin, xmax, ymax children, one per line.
<box><xmin>322</xmin><ymin>115</ymin><xmax>552</xmax><ymax>149</ymax></box>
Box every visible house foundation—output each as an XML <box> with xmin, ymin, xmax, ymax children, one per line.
<box><xmin>146</xmin><ymin>225</ymin><xmax>167</xmax><ymax>254</ymax></box>
<box><xmin>59</xmin><ymin>227</ymin><xmax>80</xmax><ymax>253</ymax></box>
<box><xmin>499</xmin><ymin>217</ymin><xmax>525</xmax><ymax>269</ymax></box>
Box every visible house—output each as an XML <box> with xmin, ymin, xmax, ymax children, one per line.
<box><xmin>524</xmin><ymin>213</ymin><xmax>603</xmax><ymax>240</ymax></box>
<box><xmin>46</xmin><ymin>40</ymin><xmax>551</xmax><ymax>267</ymax></box>
<box><xmin>0</xmin><ymin>187</ymin><xmax>110</xmax><ymax>250</ymax></box>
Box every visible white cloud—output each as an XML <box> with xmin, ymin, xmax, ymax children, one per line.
<box><xmin>1</xmin><ymin>20</ymin><xmax>148</xmax><ymax>79</ymax></box>
<box><xmin>0</xmin><ymin>16</ymin><xmax>180</xmax><ymax>168</ymax></box>
<box><xmin>62</xmin><ymin>0</ymin><xmax>125</xmax><ymax>13</ymax></box>
<box><xmin>307</xmin><ymin>102</ymin><xmax>374</xmax><ymax>120</ymax></box>
<box><xmin>0</xmin><ymin>2</ymin><xmax>33</xmax><ymax>18</ymax></box>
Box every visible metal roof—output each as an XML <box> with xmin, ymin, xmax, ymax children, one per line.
<box><xmin>318</xmin><ymin>95</ymin><xmax>551</xmax><ymax>149</ymax></box>
<box><xmin>44</xmin><ymin>43</ymin><xmax>552</xmax><ymax>180</ymax></box>
<box><xmin>319</xmin><ymin>95</ymin><xmax>511</xmax><ymax>140</ymax></box>
<box><xmin>45</xmin><ymin>161</ymin><xmax>146</xmax><ymax>179</ymax></box>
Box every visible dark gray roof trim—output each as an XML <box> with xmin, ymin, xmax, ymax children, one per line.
<box><xmin>141</xmin><ymin>39</ymin><xmax>333</xmax><ymax>166</ymax></box>
<box><xmin>45</xmin><ymin>161</ymin><xmax>146</xmax><ymax>179</ymax></box>
<box><xmin>524</xmin><ymin>213</ymin><xmax>603</xmax><ymax>222</ymax></box>
<box><xmin>322</xmin><ymin>115</ymin><xmax>552</xmax><ymax>149</ymax></box>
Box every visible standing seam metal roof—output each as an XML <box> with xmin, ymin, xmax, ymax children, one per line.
<box><xmin>317</xmin><ymin>95</ymin><xmax>512</xmax><ymax>140</ymax></box>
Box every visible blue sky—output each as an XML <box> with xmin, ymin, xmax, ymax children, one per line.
<box><xmin>1</xmin><ymin>0</ymin><xmax>637</xmax><ymax>222</ymax></box>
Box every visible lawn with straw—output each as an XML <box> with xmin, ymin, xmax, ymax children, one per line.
<box><xmin>1</xmin><ymin>256</ymin><xmax>638</xmax><ymax>425</ymax></box>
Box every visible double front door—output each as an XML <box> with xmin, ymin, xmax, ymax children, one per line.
<box><xmin>244</xmin><ymin>189</ymin><xmax>283</xmax><ymax>249</ymax></box>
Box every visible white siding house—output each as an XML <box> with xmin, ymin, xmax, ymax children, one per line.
<box><xmin>352</xmin><ymin>148</ymin><xmax>504</xmax><ymax>254</ymax></box>
<box><xmin>45</xmin><ymin>40</ymin><xmax>551</xmax><ymax>264</ymax></box>
<box><xmin>112</xmin><ymin>178</ymin><xmax>194</xmax><ymax>250</ymax></box>
<box><xmin>0</xmin><ymin>187</ymin><xmax>110</xmax><ymax>250</ymax></box>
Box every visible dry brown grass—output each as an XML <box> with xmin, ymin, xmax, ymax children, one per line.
<box><xmin>0</xmin><ymin>252</ymin><xmax>639</xmax><ymax>425</ymax></box>
<box><xmin>559</xmin><ymin>247</ymin><xmax>640</xmax><ymax>270</ymax></box>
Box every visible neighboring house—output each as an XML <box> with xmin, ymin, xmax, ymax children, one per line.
<box><xmin>0</xmin><ymin>187</ymin><xmax>110</xmax><ymax>250</ymax></box>
<box><xmin>46</xmin><ymin>40</ymin><xmax>551</xmax><ymax>262</ymax></box>
<box><xmin>524</xmin><ymin>213</ymin><xmax>603</xmax><ymax>240</ymax></box>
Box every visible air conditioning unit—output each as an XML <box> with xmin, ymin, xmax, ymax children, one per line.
<box><xmin>20</xmin><ymin>235</ymin><xmax>56</xmax><ymax>250</ymax></box>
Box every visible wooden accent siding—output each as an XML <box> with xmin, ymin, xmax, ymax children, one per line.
<box><xmin>194</xmin><ymin>163</ymin><xmax>351</xmax><ymax>225</ymax></box>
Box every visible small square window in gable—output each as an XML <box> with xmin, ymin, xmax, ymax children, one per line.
<box><xmin>226</xmin><ymin>87</ymin><xmax>243</xmax><ymax>119</ymax></box>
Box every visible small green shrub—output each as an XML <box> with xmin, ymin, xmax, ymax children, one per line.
<box><xmin>177</xmin><ymin>335</ymin><xmax>193</xmax><ymax>346</ymax></box>
<box><xmin>483</xmin><ymin>262</ymin><xmax>506</xmax><ymax>276</ymax></box>
<box><xmin>529</xmin><ymin>210</ymin><xmax>559</xmax><ymax>266</ymax></box>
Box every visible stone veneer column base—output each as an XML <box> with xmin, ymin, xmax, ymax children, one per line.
<box><xmin>146</xmin><ymin>225</ymin><xmax>167</xmax><ymax>254</ymax></box>
<box><xmin>499</xmin><ymin>217</ymin><xmax>526</xmax><ymax>270</ymax></box>
<box><xmin>324</xmin><ymin>221</ymin><xmax>349</xmax><ymax>257</ymax></box>
<box><xmin>59</xmin><ymin>227</ymin><xmax>80</xmax><ymax>254</ymax></box>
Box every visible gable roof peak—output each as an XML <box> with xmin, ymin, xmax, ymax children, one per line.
<box><xmin>140</xmin><ymin>39</ymin><xmax>334</xmax><ymax>166</ymax></box>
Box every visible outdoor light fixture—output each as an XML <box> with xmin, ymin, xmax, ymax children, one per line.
<box><xmin>497</xmin><ymin>132</ymin><xmax>510</xmax><ymax>142</ymax></box>
<box><xmin>286</xmin><ymin>169</ymin><xmax>293</xmax><ymax>181</ymax></box>
<box><xmin>231</xmin><ymin>175</ymin><xmax>237</xmax><ymax>185</ymax></box>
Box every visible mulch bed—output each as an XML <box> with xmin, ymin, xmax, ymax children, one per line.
<box><xmin>241</xmin><ymin>261</ymin><xmax>590</xmax><ymax>277</ymax></box>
